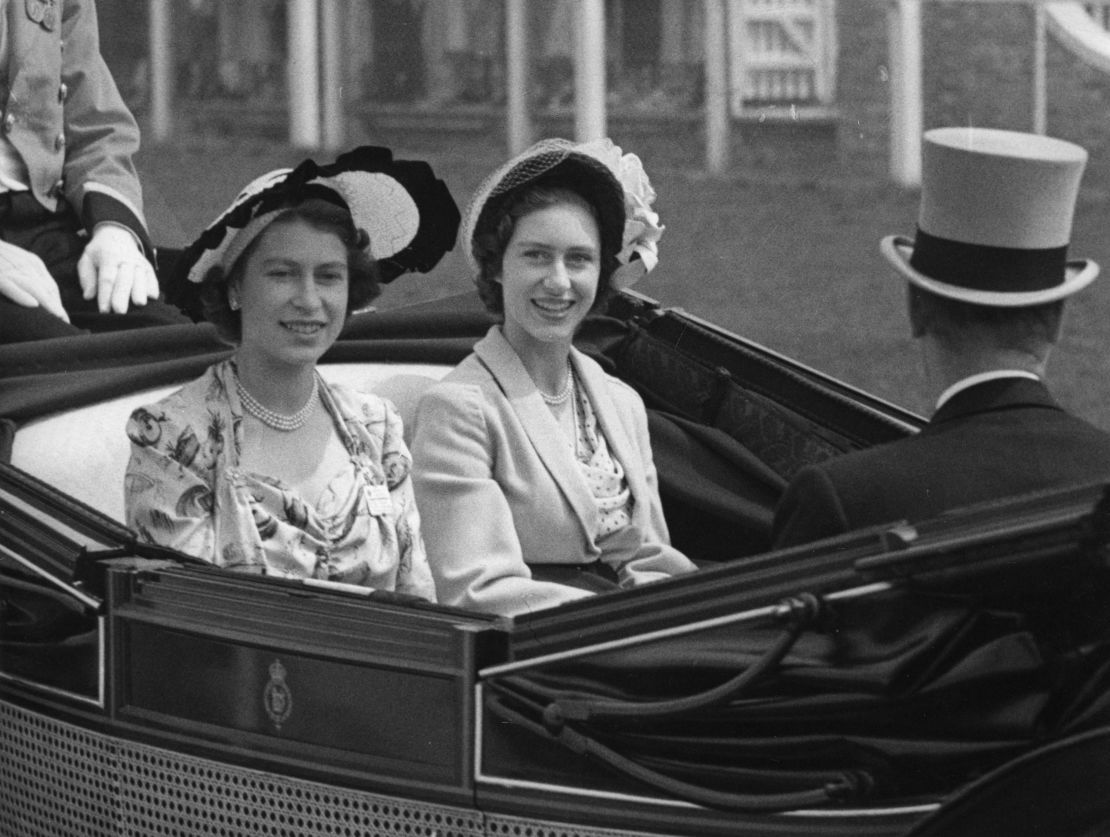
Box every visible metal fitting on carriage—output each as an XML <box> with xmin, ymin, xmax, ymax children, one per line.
<box><xmin>825</xmin><ymin>769</ymin><xmax>875</xmax><ymax>802</ymax></box>
<box><xmin>541</xmin><ymin>702</ymin><xmax>566</xmax><ymax>733</ymax></box>
<box><xmin>775</xmin><ymin>590</ymin><xmax>823</xmax><ymax>628</ymax></box>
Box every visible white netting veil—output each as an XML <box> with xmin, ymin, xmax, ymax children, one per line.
<box><xmin>462</xmin><ymin>137</ymin><xmax>664</xmax><ymax>289</ymax></box>
<box><xmin>462</xmin><ymin>139</ymin><xmax>612</xmax><ymax>271</ymax></box>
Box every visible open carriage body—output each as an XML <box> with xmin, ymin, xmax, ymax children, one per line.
<box><xmin>2</xmin><ymin>291</ymin><xmax>1109</xmax><ymax>837</ymax></box>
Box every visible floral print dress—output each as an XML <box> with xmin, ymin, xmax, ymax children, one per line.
<box><xmin>566</xmin><ymin>378</ymin><xmax>635</xmax><ymax>540</ymax></box>
<box><xmin>124</xmin><ymin>359</ymin><xmax>435</xmax><ymax>601</ymax></box>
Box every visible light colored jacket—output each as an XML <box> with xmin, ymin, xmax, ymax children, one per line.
<box><xmin>3</xmin><ymin>0</ymin><xmax>150</xmax><ymax>249</ymax></box>
<box><xmin>411</xmin><ymin>326</ymin><xmax>694</xmax><ymax>616</ymax></box>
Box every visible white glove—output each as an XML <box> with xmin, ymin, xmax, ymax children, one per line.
<box><xmin>78</xmin><ymin>223</ymin><xmax>160</xmax><ymax>314</ymax></box>
<box><xmin>0</xmin><ymin>238</ymin><xmax>69</xmax><ymax>322</ymax></box>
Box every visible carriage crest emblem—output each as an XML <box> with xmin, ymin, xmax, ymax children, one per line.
<box><xmin>263</xmin><ymin>659</ymin><xmax>293</xmax><ymax>731</ymax></box>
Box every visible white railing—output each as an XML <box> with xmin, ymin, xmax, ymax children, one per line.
<box><xmin>728</xmin><ymin>0</ymin><xmax>837</xmax><ymax>110</ymax></box>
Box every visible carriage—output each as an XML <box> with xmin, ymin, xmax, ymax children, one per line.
<box><xmin>2</xmin><ymin>287</ymin><xmax>1108</xmax><ymax>836</ymax></box>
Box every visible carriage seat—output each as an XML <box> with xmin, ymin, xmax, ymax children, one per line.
<box><xmin>10</xmin><ymin>363</ymin><xmax>451</xmax><ymax>526</ymax></box>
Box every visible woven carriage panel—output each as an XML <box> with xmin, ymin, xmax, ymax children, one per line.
<box><xmin>0</xmin><ymin>700</ymin><xmax>118</xmax><ymax>837</ymax></box>
<box><xmin>486</xmin><ymin>812</ymin><xmax>676</xmax><ymax>837</ymax></box>
<box><xmin>1</xmin><ymin>699</ymin><xmax>484</xmax><ymax>837</ymax></box>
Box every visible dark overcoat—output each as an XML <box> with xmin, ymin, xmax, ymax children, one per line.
<box><xmin>773</xmin><ymin>377</ymin><xmax>1110</xmax><ymax>547</ymax></box>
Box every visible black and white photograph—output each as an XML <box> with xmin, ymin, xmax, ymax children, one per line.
<box><xmin>2</xmin><ymin>2</ymin><xmax>1110</xmax><ymax>835</ymax></box>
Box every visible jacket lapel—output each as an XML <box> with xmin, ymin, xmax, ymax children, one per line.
<box><xmin>473</xmin><ymin>328</ymin><xmax>599</xmax><ymax>538</ymax></box>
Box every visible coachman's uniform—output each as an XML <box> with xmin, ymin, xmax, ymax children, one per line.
<box><xmin>0</xmin><ymin>0</ymin><xmax>186</xmax><ymax>341</ymax></box>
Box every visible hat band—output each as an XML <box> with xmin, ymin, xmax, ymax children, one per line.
<box><xmin>909</xmin><ymin>228</ymin><xmax>1068</xmax><ymax>294</ymax></box>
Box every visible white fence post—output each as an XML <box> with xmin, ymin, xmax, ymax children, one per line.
<box><xmin>287</xmin><ymin>0</ymin><xmax>321</xmax><ymax>149</ymax></box>
<box><xmin>505</xmin><ymin>0</ymin><xmax>532</xmax><ymax>154</ymax></box>
<box><xmin>147</xmin><ymin>0</ymin><xmax>172</xmax><ymax>143</ymax></box>
<box><xmin>1033</xmin><ymin>2</ymin><xmax>1047</xmax><ymax>134</ymax></box>
<box><xmin>575</xmin><ymin>0</ymin><xmax>607</xmax><ymax>141</ymax></box>
<box><xmin>887</xmin><ymin>0</ymin><xmax>922</xmax><ymax>188</ymax></box>
<box><xmin>320</xmin><ymin>0</ymin><xmax>344</xmax><ymax>150</ymax></box>
<box><xmin>705</xmin><ymin>0</ymin><xmax>731</xmax><ymax>174</ymax></box>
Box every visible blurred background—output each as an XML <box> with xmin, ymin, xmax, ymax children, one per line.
<box><xmin>98</xmin><ymin>0</ymin><xmax>1110</xmax><ymax>424</ymax></box>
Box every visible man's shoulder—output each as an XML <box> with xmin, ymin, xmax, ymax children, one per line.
<box><xmin>799</xmin><ymin>435</ymin><xmax>919</xmax><ymax>483</ymax></box>
<box><xmin>787</xmin><ymin>406</ymin><xmax>1110</xmax><ymax>516</ymax></box>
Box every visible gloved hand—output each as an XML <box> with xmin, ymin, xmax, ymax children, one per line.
<box><xmin>0</xmin><ymin>238</ymin><xmax>69</xmax><ymax>322</ymax></box>
<box><xmin>78</xmin><ymin>223</ymin><xmax>160</xmax><ymax>314</ymax></box>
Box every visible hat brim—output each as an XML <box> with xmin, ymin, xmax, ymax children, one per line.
<box><xmin>175</xmin><ymin>146</ymin><xmax>460</xmax><ymax>289</ymax></box>
<box><xmin>880</xmin><ymin>235</ymin><xmax>1099</xmax><ymax>306</ymax></box>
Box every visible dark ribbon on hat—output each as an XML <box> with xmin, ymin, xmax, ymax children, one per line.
<box><xmin>176</xmin><ymin>146</ymin><xmax>460</xmax><ymax>287</ymax></box>
<box><xmin>909</xmin><ymin>228</ymin><xmax>1069</xmax><ymax>293</ymax></box>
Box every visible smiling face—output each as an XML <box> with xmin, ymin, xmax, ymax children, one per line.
<box><xmin>498</xmin><ymin>196</ymin><xmax>601</xmax><ymax>357</ymax></box>
<box><xmin>233</xmin><ymin>217</ymin><xmax>350</xmax><ymax>370</ymax></box>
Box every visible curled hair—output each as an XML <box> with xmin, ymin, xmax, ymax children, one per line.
<box><xmin>471</xmin><ymin>185</ymin><xmax>620</xmax><ymax>318</ymax></box>
<box><xmin>199</xmin><ymin>199</ymin><xmax>381</xmax><ymax>343</ymax></box>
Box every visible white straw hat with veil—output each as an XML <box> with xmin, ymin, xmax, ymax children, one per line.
<box><xmin>463</xmin><ymin>138</ymin><xmax>664</xmax><ymax>290</ymax></box>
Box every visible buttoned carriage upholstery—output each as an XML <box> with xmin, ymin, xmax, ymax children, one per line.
<box><xmin>10</xmin><ymin>364</ymin><xmax>451</xmax><ymax>525</ymax></box>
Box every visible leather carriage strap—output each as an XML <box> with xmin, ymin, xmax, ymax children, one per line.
<box><xmin>485</xmin><ymin>687</ymin><xmax>870</xmax><ymax>812</ymax></box>
<box><xmin>484</xmin><ymin>594</ymin><xmax>873</xmax><ymax>812</ymax></box>
<box><xmin>506</xmin><ymin>593</ymin><xmax>822</xmax><ymax>724</ymax></box>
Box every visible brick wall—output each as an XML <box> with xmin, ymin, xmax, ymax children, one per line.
<box><xmin>104</xmin><ymin>0</ymin><xmax>1110</xmax><ymax>190</ymax></box>
<box><xmin>834</xmin><ymin>0</ymin><xmax>893</xmax><ymax>179</ymax></box>
<box><xmin>834</xmin><ymin>0</ymin><xmax>1110</xmax><ymax>192</ymax></box>
<box><xmin>1046</xmin><ymin>30</ymin><xmax>1110</xmax><ymax>196</ymax></box>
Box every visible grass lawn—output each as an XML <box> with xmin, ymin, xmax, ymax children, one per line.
<box><xmin>135</xmin><ymin>136</ymin><xmax>1110</xmax><ymax>430</ymax></box>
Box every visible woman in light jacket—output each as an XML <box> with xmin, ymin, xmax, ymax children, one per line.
<box><xmin>411</xmin><ymin>138</ymin><xmax>695</xmax><ymax>616</ymax></box>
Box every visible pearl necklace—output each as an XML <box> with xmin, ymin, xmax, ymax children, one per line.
<box><xmin>237</xmin><ymin>374</ymin><xmax>319</xmax><ymax>432</ymax></box>
<box><xmin>540</xmin><ymin>363</ymin><xmax>575</xmax><ymax>407</ymax></box>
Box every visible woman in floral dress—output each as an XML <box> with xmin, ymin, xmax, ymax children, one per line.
<box><xmin>411</xmin><ymin>138</ymin><xmax>695</xmax><ymax>616</ymax></box>
<box><xmin>124</xmin><ymin>147</ymin><xmax>459</xmax><ymax>600</ymax></box>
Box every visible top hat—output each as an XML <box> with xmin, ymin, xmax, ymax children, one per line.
<box><xmin>463</xmin><ymin>138</ymin><xmax>664</xmax><ymax>290</ymax></box>
<box><xmin>177</xmin><ymin>145</ymin><xmax>460</xmax><ymax>287</ymax></box>
<box><xmin>880</xmin><ymin>127</ymin><xmax>1098</xmax><ymax>306</ymax></box>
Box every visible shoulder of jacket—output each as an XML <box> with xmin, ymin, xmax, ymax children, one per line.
<box><xmin>591</xmin><ymin>363</ymin><xmax>644</xmax><ymax>412</ymax></box>
<box><xmin>419</xmin><ymin>376</ymin><xmax>490</xmax><ymax>411</ymax></box>
<box><xmin>603</xmin><ymin>372</ymin><xmax>641</xmax><ymax>402</ymax></box>
<box><xmin>572</xmin><ymin>350</ymin><xmax>634</xmax><ymax>391</ymax></box>
<box><xmin>428</xmin><ymin>354</ymin><xmax>500</xmax><ymax>396</ymax></box>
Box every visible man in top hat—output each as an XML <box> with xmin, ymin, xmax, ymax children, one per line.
<box><xmin>773</xmin><ymin>127</ymin><xmax>1110</xmax><ymax>548</ymax></box>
